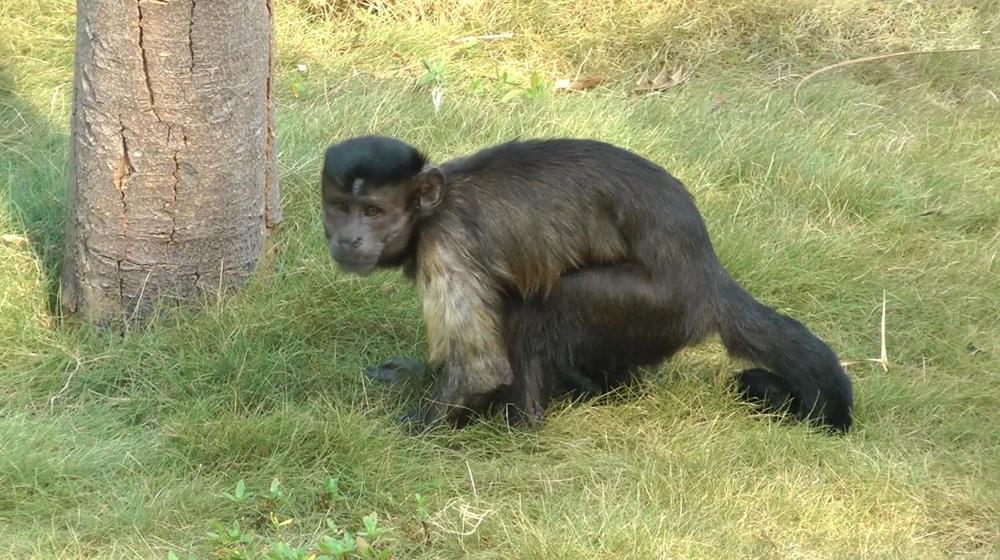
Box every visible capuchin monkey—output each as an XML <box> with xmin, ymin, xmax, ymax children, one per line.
<box><xmin>320</xmin><ymin>135</ymin><xmax>853</xmax><ymax>433</ymax></box>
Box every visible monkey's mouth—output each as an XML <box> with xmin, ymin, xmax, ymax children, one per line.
<box><xmin>331</xmin><ymin>253</ymin><xmax>378</xmax><ymax>275</ymax></box>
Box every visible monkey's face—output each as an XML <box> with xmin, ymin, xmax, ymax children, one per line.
<box><xmin>322</xmin><ymin>178</ymin><xmax>418</xmax><ymax>275</ymax></box>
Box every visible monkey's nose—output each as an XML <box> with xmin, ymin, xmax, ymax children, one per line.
<box><xmin>338</xmin><ymin>237</ymin><xmax>363</xmax><ymax>248</ymax></box>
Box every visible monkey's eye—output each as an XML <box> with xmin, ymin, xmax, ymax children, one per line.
<box><xmin>362</xmin><ymin>205</ymin><xmax>383</xmax><ymax>218</ymax></box>
<box><xmin>329</xmin><ymin>202</ymin><xmax>348</xmax><ymax>213</ymax></box>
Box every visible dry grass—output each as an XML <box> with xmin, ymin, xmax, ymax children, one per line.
<box><xmin>278</xmin><ymin>0</ymin><xmax>990</xmax><ymax>85</ymax></box>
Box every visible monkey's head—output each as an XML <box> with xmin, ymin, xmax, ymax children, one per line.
<box><xmin>321</xmin><ymin>135</ymin><xmax>444</xmax><ymax>275</ymax></box>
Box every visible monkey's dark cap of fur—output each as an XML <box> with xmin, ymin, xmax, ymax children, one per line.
<box><xmin>323</xmin><ymin>135</ymin><xmax>427</xmax><ymax>191</ymax></box>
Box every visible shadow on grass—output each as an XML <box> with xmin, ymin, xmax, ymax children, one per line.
<box><xmin>0</xmin><ymin>63</ymin><xmax>69</xmax><ymax>313</ymax></box>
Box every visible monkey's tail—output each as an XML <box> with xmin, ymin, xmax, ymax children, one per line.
<box><xmin>714</xmin><ymin>277</ymin><xmax>853</xmax><ymax>432</ymax></box>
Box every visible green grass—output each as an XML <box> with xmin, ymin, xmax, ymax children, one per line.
<box><xmin>2</xmin><ymin>0</ymin><xmax>999</xmax><ymax>558</ymax></box>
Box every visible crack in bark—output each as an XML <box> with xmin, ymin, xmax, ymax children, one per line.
<box><xmin>168</xmin><ymin>147</ymin><xmax>179</xmax><ymax>243</ymax></box>
<box><xmin>115</xmin><ymin>119</ymin><xmax>134</xmax><ymax>240</ymax></box>
<box><xmin>117</xmin><ymin>260</ymin><xmax>126</xmax><ymax>310</ymax></box>
<box><xmin>264</xmin><ymin>0</ymin><xmax>278</xmax><ymax>230</ymax></box>
<box><xmin>85</xmin><ymin>246</ymin><xmax>165</xmax><ymax>268</ymax></box>
<box><xmin>161</xmin><ymin>124</ymin><xmax>184</xmax><ymax>245</ymax></box>
<box><xmin>115</xmin><ymin>115</ymin><xmax>135</xmax><ymax>308</ymax></box>
<box><xmin>188</xmin><ymin>0</ymin><xmax>196</xmax><ymax>74</ymax></box>
<box><xmin>136</xmin><ymin>0</ymin><xmax>163</xmax><ymax>123</ymax></box>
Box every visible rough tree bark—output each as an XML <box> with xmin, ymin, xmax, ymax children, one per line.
<box><xmin>62</xmin><ymin>0</ymin><xmax>281</xmax><ymax>326</ymax></box>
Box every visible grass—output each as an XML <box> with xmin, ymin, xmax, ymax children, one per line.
<box><xmin>2</xmin><ymin>0</ymin><xmax>999</xmax><ymax>558</ymax></box>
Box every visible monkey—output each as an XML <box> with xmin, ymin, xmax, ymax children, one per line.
<box><xmin>320</xmin><ymin>135</ymin><xmax>854</xmax><ymax>434</ymax></box>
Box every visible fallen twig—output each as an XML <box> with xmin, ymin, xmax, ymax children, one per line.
<box><xmin>451</xmin><ymin>32</ymin><xmax>514</xmax><ymax>45</ymax></box>
<box><xmin>868</xmin><ymin>289</ymin><xmax>889</xmax><ymax>372</ymax></box>
<box><xmin>50</xmin><ymin>358</ymin><xmax>82</xmax><ymax>407</ymax></box>
<box><xmin>840</xmin><ymin>290</ymin><xmax>889</xmax><ymax>372</ymax></box>
<box><xmin>793</xmin><ymin>46</ymin><xmax>1000</xmax><ymax>109</ymax></box>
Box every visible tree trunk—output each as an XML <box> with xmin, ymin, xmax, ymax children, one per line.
<box><xmin>62</xmin><ymin>0</ymin><xmax>281</xmax><ymax>327</ymax></box>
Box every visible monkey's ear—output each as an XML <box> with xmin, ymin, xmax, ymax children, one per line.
<box><xmin>415</xmin><ymin>167</ymin><xmax>445</xmax><ymax>212</ymax></box>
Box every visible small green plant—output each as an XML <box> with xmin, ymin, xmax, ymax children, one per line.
<box><xmin>417</xmin><ymin>58</ymin><xmax>447</xmax><ymax>88</ymax></box>
<box><xmin>318</xmin><ymin>533</ymin><xmax>357</xmax><ymax>559</ymax></box>
<box><xmin>315</xmin><ymin>519</ymin><xmax>395</xmax><ymax>560</ymax></box>
<box><xmin>417</xmin><ymin>57</ymin><xmax>447</xmax><ymax>112</ymax></box>
<box><xmin>413</xmin><ymin>493</ymin><xmax>432</xmax><ymax>545</ymax></box>
<box><xmin>524</xmin><ymin>71</ymin><xmax>550</xmax><ymax>99</ymax></box>
<box><xmin>194</xmin><ymin>479</ymin><xmax>400</xmax><ymax>559</ymax></box>
<box><xmin>491</xmin><ymin>69</ymin><xmax>550</xmax><ymax>103</ymax></box>
<box><xmin>324</xmin><ymin>477</ymin><xmax>344</xmax><ymax>502</ymax></box>
<box><xmin>265</xmin><ymin>542</ymin><xmax>312</xmax><ymax>560</ymax></box>
<box><xmin>359</xmin><ymin>513</ymin><xmax>388</xmax><ymax>540</ymax></box>
<box><xmin>206</xmin><ymin>521</ymin><xmax>253</xmax><ymax>547</ymax></box>
<box><xmin>495</xmin><ymin>70</ymin><xmax>521</xmax><ymax>103</ymax></box>
<box><xmin>413</xmin><ymin>493</ymin><xmax>430</xmax><ymax>522</ymax></box>
<box><xmin>223</xmin><ymin>479</ymin><xmax>248</xmax><ymax>503</ymax></box>
<box><xmin>468</xmin><ymin>77</ymin><xmax>486</xmax><ymax>95</ymax></box>
<box><xmin>205</xmin><ymin>520</ymin><xmax>254</xmax><ymax>559</ymax></box>
<box><xmin>269</xmin><ymin>478</ymin><xmax>284</xmax><ymax>500</ymax></box>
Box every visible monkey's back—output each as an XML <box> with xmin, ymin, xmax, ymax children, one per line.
<box><xmin>430</xmin><ymin>139</ymin><xmax>719</xmax><ymax>296</ymax></box>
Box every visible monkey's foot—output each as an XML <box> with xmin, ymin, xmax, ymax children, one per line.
<box><xmin>396</xmin><ymin>405</ymin><xmax>444</xmax><ymax>435</ymax></box>
<box><xmin>397</xmin><ymin>408</ymin><xmax>425</xmax><ymax>434</ymax></box>
<box><xmin>503</xmin><ymin>402</ymin><xmax>545</xmax><ymax>430</ymax></box>
<box><xmin>366</xmin><ymin>357</ymin><xmax>428</xmax><ymax>385</ymax></box>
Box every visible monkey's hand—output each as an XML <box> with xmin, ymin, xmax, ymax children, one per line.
<box><xmin>365</xmin><ymin>357</ymin><xmax>429</xmax><ymax>385</ymax></box>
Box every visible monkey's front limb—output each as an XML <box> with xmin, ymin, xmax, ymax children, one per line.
<box><xmin>365</xmin><ymin>357</ymin><xmax>429</xmax><ymax>385</ymax></box>
<box><xmin>407</xmin><ymin>246</ymin><xmax>514</xmax><ymax>432</ymax></box>
<box><xmin>370</xmin><ymin>353</ymin><xmax>512</xmax><ymax>433</ymax></box>
<box><xmin>401</xmin><ymin>351</ymin><xmax>513</xmax><ymax>432</ymax></box>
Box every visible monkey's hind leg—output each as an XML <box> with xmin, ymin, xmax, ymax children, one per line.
<box><xmin>500</xmin><ymin>263</ymin><xmax>697</xmax><ymax>427</ymax></box>
<box><xmin>499</xmin><ymin>296</ymin><xmax>569</xmax><ymax>427</ymax></box>
<box><xmin>502</xmin><ymin>352</ymin><xmax>555</xmax><ymax>428</ymax></box>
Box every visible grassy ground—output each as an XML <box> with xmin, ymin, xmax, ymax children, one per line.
<box><xmin>2</xmin><ymin>0</ymin><xmax>999</xmax><ymax>558</ymax></box>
